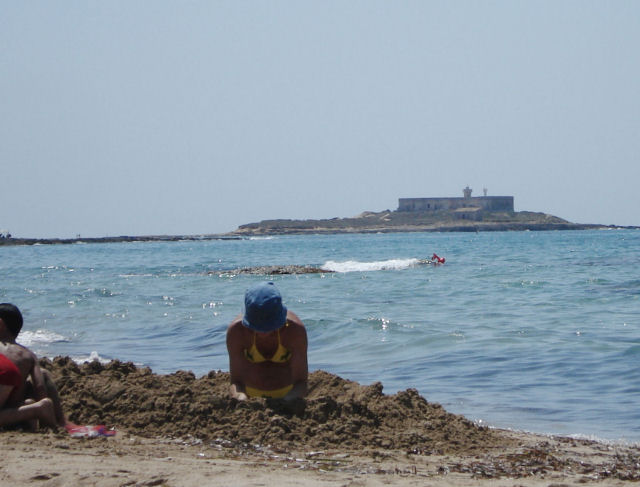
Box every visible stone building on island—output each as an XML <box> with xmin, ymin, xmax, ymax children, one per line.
<box><xmin>398</xmin><ymin>187</ymin><xmax>514</xmax><ymax>221</ymax></box>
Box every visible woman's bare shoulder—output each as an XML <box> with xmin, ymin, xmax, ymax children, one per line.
<box><xmin>285</xmin><ymin>312</ymin><xmax>307</xmax><ymax>342</ymax></box>
<box><xmin>286</xmin><ymin>310</ymin><xmax>305</xmax><ymax>327</ymax></box>
<box><xmin>226</xmin><ymin>315</ymin><xmax>245</xmax><ymax>334</ymax></box>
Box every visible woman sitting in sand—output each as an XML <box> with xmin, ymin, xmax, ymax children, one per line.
<box><xmin>226</xmin><ymin>282</ymin><xmax>308</xmax><ymax>401</ymax></box>
<box><xmin>0</xmin><ymin>303</ymin><xmax>64</xmax><ymax>430</ymax></box>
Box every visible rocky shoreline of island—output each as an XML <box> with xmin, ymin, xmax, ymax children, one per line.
<box><xmin>229</xmin><ymin>209</ymin><xmax>638</xmax><ymax>236</ymax></box>
<box><xmin>2</xmin><ymin>210</ymin><xmax>637</xmax><ymax>246</ymax></box>
<box><xmin>232</xmin><ymin>220</ymin><xmax>611</xmax><ymax>236</ymax></box>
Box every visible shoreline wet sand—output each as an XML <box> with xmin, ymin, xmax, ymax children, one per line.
<box><xmin>1</xmin><ymin>357</ymin><xmax>638</xmax><ymax>486</ymax></box>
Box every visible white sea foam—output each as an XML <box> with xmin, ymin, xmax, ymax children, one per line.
<box><xmin>71</xmin><ymin>351</ymin><xmax>112</xmax><ymax>365</ymax></box>
<box><xmin>322</xmin><ymin>258</ymin><xmax>421</xmax><ymax>273</ymax></box>
<box><xmin>567</xmin><ymin>433</ymin><xmax>640</xmax><ymax>447</ymax></box>
<box><xmin>19</xmin><ymin>329</ymin><xmax>68</xmax><ymax>347</ymax></box>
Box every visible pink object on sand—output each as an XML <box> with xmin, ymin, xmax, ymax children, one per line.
<box><xmin>65</xmin><ymin>424</ymin><xmax>116</xmax><ymax>438</ymax></box>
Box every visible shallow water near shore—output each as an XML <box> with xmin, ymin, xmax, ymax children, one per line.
<box><xmin>1</xmin><ymin>230</ymin><xmax>639</xmax><ymax>442</ymax></box>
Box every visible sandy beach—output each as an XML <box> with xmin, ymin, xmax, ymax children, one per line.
<box><xmin>1</xmin><ymin>358</ymin><xmax>639</xmax><ymax>486</ymax></box>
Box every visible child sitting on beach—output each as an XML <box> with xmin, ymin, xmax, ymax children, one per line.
<box><xmin>0</xmin><ymin>303</ymin><xmax>66</xmax><ymax>430</ymax></box>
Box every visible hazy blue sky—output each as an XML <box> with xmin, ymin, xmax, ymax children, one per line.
<box><xmin>2</xmin><ymin>2</ymin><xmax>639</xmax><ymax>238</ymax></box>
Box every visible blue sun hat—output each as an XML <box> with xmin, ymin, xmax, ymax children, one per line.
<box><xmin>242</xmin><ymin>282</ymin><xmax>288</xmax><ymax>332</ymax></box>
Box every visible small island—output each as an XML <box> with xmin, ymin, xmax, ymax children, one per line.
<box><xmin>230</xmin><ymin>187</ymin><xmax>630</xmax><ymax>236</ymax></box>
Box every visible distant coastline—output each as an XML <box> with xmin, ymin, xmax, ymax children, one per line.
<box><xmin>0</xmin><ymin>234</ymin><xmax>241</xmax><ymax>247</ymax></box>
<box><xmin>1</xmin><ymin>210</ymin><xmax>637</xmax><ymax>246</ymax></box>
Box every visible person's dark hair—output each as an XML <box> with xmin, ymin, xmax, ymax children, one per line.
<box><xmin>0</xmin><ymin>303</ymin><xmax>23</xmax><ymax>337</ymax></box>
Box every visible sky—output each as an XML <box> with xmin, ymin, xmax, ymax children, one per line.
<box><xmin>1</xmin><ymin>1</ymin><xmax>639</xmax><ymax>238</ymax></box>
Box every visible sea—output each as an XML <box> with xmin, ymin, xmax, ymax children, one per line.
<box><xmin>1</xmin><ymin>230</ymin><xmax>639</xmax><ymax>443</ymax></box>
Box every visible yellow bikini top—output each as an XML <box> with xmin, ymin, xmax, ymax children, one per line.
<box><xmin>244</xmin><ymin>326</ymin><xmax>292</xmax><ymax>364</ymax></box>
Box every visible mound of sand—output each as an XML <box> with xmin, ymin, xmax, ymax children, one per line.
<box><xmin>1</xmin><ymin>358</ymin><xmax>636</xmax><ymax>486</ymax></box>
<box><xmin>43</xmin><ymin>357</ymin><xmax>506</xmax><ymax>454</ymax></box>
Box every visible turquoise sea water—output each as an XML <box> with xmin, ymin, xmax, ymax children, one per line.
<box><xmin>1</xmin><ymin>230</ymin><xmax>639</xmax><ymax>442</ymax></box>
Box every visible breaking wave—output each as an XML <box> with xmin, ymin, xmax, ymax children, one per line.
<box><xmin>322</xmin><ymin>258</ymin><xmax>421</xmax><ymax>273</ymax></box>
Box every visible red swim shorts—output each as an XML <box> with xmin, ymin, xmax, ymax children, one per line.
<box><xmin>0</xmin><ymin>354</ymin><xmax>22</xmax><ymax>389</ymax></box>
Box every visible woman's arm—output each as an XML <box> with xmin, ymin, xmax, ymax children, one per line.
<box><xmin>226</xmin><ymin>318</ymin><xmax>249</xmax><ymax>401</ymax></box>
<box><xmin>284</xmin><ymin>314</ymin><xmax>308</xmax><ymax>401</ymax></box>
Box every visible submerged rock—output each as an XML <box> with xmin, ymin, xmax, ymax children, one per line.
<box><xmin>212</xmin><ymin>265</ymin><xmax>333</xmax><ymax>275</ymax></box>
